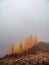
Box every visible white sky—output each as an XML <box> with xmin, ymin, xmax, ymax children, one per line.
<box><xmin>0</xmin><ymin>0</ymin><xmax>49</xmax><ymax>56</ymax></box>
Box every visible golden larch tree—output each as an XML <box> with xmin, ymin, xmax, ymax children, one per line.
<box><xmin>17</xmin><ymin>42</ymin><xmax>24</xmax><ymax>53</ymax></box>
<box><xmin>9</xmin><ymin>43</ymin><xmax>15</xmax><ymax>54</ymax></box>
<box><xmin>24</xmin><ymin>37</ymin><xmax>30</xmax><ymax>50</ymax></box>
<box><xmin>33</xmin><ymin>35</ymin><xmax>39</xmax><ymax>46</ymax></box>
<box><xmin>14</xmin><ymin>46</ymin><xmax>19</xmax><ymax>54</ymax></box>
<box><xmin>29</xmin><ymin>35</ymin><xmax>33</xmax><ymax>47</ymax></box>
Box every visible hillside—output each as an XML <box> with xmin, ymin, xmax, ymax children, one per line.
<box><xmin>0</xmin><ymin>42</ymin><xmax>49</xmax><ymax>65</ymax></box>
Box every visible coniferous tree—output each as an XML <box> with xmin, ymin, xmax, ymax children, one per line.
<box><xmin>9</xmin><ymin>43</ymin><xmax>15</xmax><ymax>54</ymax></box>
<box><xmin>33</xmin><ymin>35</ymin><xmax>39</xmax><ymax>46</ymax></box>
<box><xmin>24</xmin><ymin>37</ymin><xmax>30</xmax><ymax>50</ymax></box>
<box><xmin>18</xmin><ymin>42</ymin><xmax>24</xmax><ymax>53</ymax></box>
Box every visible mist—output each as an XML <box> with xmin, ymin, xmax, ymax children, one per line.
<box><xmin>0</xmin><ymin>0</ymin><xmax>49</xmax><ymax>56</ymax></box>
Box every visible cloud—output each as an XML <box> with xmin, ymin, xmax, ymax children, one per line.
<box><xmin>0</xmin><ymin>0</ymin><xmax>49</xmax><ymax>56</ymax></box>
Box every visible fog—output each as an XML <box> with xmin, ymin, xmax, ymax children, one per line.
<box><xmin>0</xmin><ymin>0</ymin><xmax>49</xmax><ymax>56</ymax></box>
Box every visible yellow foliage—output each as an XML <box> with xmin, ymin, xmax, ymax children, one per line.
<box><xmin>17</xmin><ymin>42</ymin><xmax>24</xmax><ymax>53</ymax></box>
<box><xmin>24</xmin><ymin>37</ymin><xmax>31</xmax><ymax>50</ymax></box>
<box><xmin>8</xmin><ymin>35</ymin><xmax>39</xmax><ymax>54</ymax></box>
<box><xmin>33</xmin><ymin>35</ymin><xmax>39</xmax><ymax>46</ymax></box>
<box><xmin>9</xmin><ymin>43</ymin><xmax>15</xmax><ymax>54</ymax></box>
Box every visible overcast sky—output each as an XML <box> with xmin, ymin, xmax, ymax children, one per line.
<box><xmin>0</xmin><ymin>0</ymin><xmax>49</xmax><ymax>56</ymax></box>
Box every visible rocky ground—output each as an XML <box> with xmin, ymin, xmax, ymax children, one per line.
<box><xmin>0</xmin><ymin>53</ymin><xmax>49</xmax><ymax>65</ymax></box>
<box><xmin>0</xmin><ymin>42</ymin><xmax>49</xmax><ymax>65</ymax></box>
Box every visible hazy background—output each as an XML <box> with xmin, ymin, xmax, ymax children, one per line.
<box><xmin>0</xmin><ymin>0</ymin><xmax>49</xmax><ymax>56</ymax></box>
